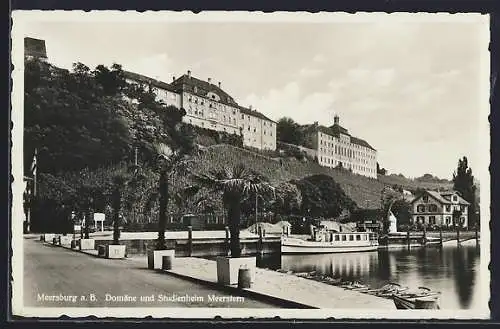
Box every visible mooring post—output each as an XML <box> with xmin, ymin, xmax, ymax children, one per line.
<box><xmin>187</xmin><ymin>226</ymin><xmax>193</xmax><ymax>257</ymax></box>
<box><xmin>422</xmin><ymin>224</ymin><xmax>427</xmax><ymax>246</ymax></box>
<box><xmin>258</xmin><ymin>227</ymin><xmax>264</xmax><ymax>254</ymax></box>
<box><xmin>475</xmin><ymin>221</ymin><xmax>479</xmax><ymax>246</ymax></box>
<box><xmin>224</xmin><ymin>226</ymin><xmax>230</xmax><ymax>256</ymax></box>
<box><xmin>407</xmin><ymin>230</ymin><xmax>410</xmax><ymax>249</ymax></box>
<box><xmin>439</xmin><ymin>224</ymin><xmax>443</xmax><ymax>248</ymax></box>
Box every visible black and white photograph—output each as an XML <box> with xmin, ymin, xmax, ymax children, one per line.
<box><xmin>11</xmin><ymin>11</ymin><xmax>490</xmax><ymax>319</ymax></box>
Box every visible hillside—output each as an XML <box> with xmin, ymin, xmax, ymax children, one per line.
<box><xmin>188</xmin><ymin>144</ymin><xmax>385</xmax><ymax>209</ymax></box>
<box><xmin>378</xmin><ymin>174</ymin><xmax>453</xmax><ymax>192</ymax></box>
<box><xmin>185</xmin><ymin>144</ymin><xmax>455</xmax><ymax>210</ymax></box>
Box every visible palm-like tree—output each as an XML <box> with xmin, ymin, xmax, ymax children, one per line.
<box><xmin>154</xmin><ymin>142</ymin><xmax>193</xmax><ymax>250</ymax></box>
<box><xmin>193</xmin><ymin>163</ymin><xmax>275</xmax><ymax>258</ymax></box>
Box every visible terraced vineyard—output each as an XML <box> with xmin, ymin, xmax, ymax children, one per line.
<box><xmin>183</xmin><ymin>144</ymin><xmax>453</xmax><ymax>210</ymax></box>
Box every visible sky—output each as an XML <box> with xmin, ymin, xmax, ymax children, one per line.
<box><xmin>14</xmin><ymin>12</ymin><xmax>489</xmax><ymax>180</ymax></box>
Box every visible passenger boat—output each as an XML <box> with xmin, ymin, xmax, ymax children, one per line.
<box><xmin>281</xmin><ymin>227</ymin><xmax>379</xmax><ymax>254</ymax></box>
<box><xmin>392</xmin><ymin>287</ymin><xmax>440</xmax><ymax>309</ymax></box>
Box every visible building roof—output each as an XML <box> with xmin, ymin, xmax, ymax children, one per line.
<box><xmin>411</xmin><ymin>190</ymin><xmax>471</xmax><ymax>206</ymax></box>
<box><xmin>171</xmin><ymin>74</ymin><xmax>238</xmax><ymax>106</ymax></box>
<box><xmin>123</xmin><ymin>70</ymin><xmax>177</xmax><ymax>93</ymax></box>
<box><xmin>315</xmin><ymin>124</ymin><xmax>376</xmax><ymax>151</ymax></box>
<box><xmin>172</xmin><ymin>73</ymin><xmax>275</xmax><ymax>123</ymax></box>
<box><xmin>239</xmin><ymin>105</ymin><xmax>275</xmax><ymax>123</ymax></box>
<box><xmin>24</xmin><ymin>37</ymin><xmax>47</xmax><ymax>59</ymax></box>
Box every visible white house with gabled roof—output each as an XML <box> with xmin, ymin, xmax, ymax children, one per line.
<box><xmin>410</xmin><ymin>190</ymin><xmax>470</xmax><ymax>228</ymax></box>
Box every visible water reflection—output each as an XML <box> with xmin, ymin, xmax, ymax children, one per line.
<box><xmin>257</xmin><ymin>245</ymin><xmax>482</xmax><ymax>310</ymax></box>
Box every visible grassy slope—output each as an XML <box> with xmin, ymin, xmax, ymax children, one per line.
<box><xmin>185</xmin><ymin>144</ymin><xmax>453</xmax><ymax>209</ymax></box>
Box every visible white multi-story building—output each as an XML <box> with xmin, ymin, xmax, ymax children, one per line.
<box><xmin>124</xmin><ymin>70</ymin><xmax>276</xmax><ymax>151</ymax></box>
<box><xmin>304</xmin><ymin>115</ymin><xmax>378</xmax><ymax>178</ymax></box>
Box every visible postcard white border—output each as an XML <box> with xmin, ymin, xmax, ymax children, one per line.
<box><xmin>11</xmin><ymin>10</ymin><xmax>491</xmax><ymax>319</ymax></box>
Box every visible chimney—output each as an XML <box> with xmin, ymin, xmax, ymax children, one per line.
<box><xmin>208</xmin><ymin>77</ymin><xmax>212</xmax><ymax>84</ymax></box>
<box><xmin>218</xmin><ymin>81</ymin><xmax>221</xmax><ymax>88</ymax></box>
<box><xmin>249</xmin><ymin>105</ymin><xmax>253</xmax><ymax>110</ymax></box>
<box><xmin>187</xmin><ymin>70</ymin><xmax>191</xmax><ymax>78</ymax></box>
<box><xmin>334</xmin><ymin>114</ymin><xmax>339</xmax><ymax>125</ymax></box>
<box><xmin>172</xmin><ymin>76</ymin><xmax>176</xmax><ymax>82</ymax></box>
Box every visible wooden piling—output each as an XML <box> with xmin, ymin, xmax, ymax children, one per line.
<box><xmin>475</xmin><ymin>222</ymin><xmax>479</xmax><ymax>246</ymax></box>
<box><xmin>187</xmin><ymin>226</ymin><xmax>193</xmax><ymax>257</ymax></box>
<box><xmin>224</xmin><ymin>226</ymin><xmax>230</xmax><ymax>256</ymax></box>
<box><xmin>406</xmin><ymin>230</ymin><xmax>410</xmax><ymax>249</ymax></box>
<box><xmin>439</xmin><ymin>225</ymin><xmax>443</xmax><ymax>248</ymax></box>
<box><xmin>457</xmin><ymin>224</ymin><xmax>460</xmax><ymax>246</ymax></box>
<box><xmin>422</xmin><ymin>225</ymin><xmax>427</xmax><ymax>246</ymax></box>
<box><xmin>258</xmin><ymin>227</ymin><xmax>264</xmax><ymax>254</ymax></box>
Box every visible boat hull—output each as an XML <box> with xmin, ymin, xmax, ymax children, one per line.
<box><xmin>281</xmin><ymin>239</ymin><xmax>379</xmax><ymax>254</ymax></box>
<box><xmin>393</xmin><ymin>295</ymin><xmax>439</xmax><ymax>310</ymax></box>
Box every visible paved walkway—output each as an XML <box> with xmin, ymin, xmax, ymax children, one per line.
<box><xmin>127</xmin><ymin>256</ymin><xmax>394</xmax><ymax>309</ymax></box>
<box><xmin>24</xmin><ymin>239</ymin><xmax>279</xmax><ymax>308</ymax></box>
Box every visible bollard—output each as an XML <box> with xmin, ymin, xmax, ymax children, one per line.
<box><xmin>162</xmin><ymin>255</ymin><xmax>173</xmax><ymax>271</ymax></box>
<box><xmin>238</xmin><ymin>266</ymin><xmax>252</xmax><ymax>289</ymax></box>
<box><xmin>187</xmin><ymin>226</ymin><xmax>193</xmax><ymax>257</ymax></box>
<box><xmin>98</xmin><ymin>245</ymin><xmax>106</xmax><ymax>257</ymax></box>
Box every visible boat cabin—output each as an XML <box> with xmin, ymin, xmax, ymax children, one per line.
<box><xmin>312</xmin><ymin>227</ymin><xmax>377</xmax><ymax>243</ymax></box>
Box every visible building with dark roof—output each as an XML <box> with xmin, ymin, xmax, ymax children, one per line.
<box><xmin>304</xmin><ymin>115</ymin><xmax>378</xmax><ymax>178</ymax></box>
<box><xmin>124</xmin><ymin>69</ymin><xmax>277</xmax><ymax>150</ymax></box>
<box><xmin>410</xmin><ymin>190</ymin><xmax>470</xmax><ymax>228</ymax></box>
<box><xmin>24</xmin><ymin>37</ymin><xmax>47</xmax><ymax>60</ymax></box>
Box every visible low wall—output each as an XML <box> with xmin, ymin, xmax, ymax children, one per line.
<box><xmin>93</xmin><ymin>237</ymin><xmax>281</xmax><ymax>257</ymax></box>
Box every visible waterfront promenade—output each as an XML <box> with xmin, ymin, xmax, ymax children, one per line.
<box><xmin>127</xmin><ymin>256</ymin><xmax>394</xmax><ymax>309</ymax></box>
<box><xmin>25</xmin><ymin>236</ymin><xmax>393</xmax><ymax>309</ymax></box>
<box><xmin>23</xmin><ymin>238</ymin><xmax>278</xmax><ymax>308</ymax></box>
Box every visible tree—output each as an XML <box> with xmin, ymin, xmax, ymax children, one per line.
<box><xmin>24</xmin><ymin>59</ymin><xmax>134</xmax><ymax>174</ymax></box>
<box><xmin>292</xmin><ymin>174</ymin><xmax>356</xmax><ymax>219</ymax></box>
<box><xmin>193</xmin><ymin>163</ymin><xmax>275</xmax><ymax>258</ymax></box>
<box><xmin>377</xmin><ymin>162</ymin><xmax>387</xmax><ymax>175</ymax></box>
<box><xmin>151</xmin><ymin>111</ymin><xmax>195</xmax><ymax>249</ymax></box>
<box><xmin>453</xmin><ymin>157</ymin><xmax>477</xmax><ymax>228</ymax></box>
<box><xmin>276</xmin><ymin>117</ymin><xmax>305</xmax><ymax>146</ymax></box>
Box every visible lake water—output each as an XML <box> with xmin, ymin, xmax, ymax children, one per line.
<box><xmin>257</xmin><ymin>244</ymin><xmax>485</xmax><ymax>310</ymax></box>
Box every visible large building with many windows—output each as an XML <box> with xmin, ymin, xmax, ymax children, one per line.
<box><xmin>124</xmin><ymin>70</ymin><xmax>277</xmax><ymax>151</ymax></box>
<box><xmin>303</xmin><ymin>115</ymin><xmax>378</xmax><ymax>178</ymax></box>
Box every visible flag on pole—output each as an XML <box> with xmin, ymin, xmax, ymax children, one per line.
<box><xmin>30</xmin><ymin>148</ymin><xmax>37</xmax><ymax>177</ymax></box>
<box><xmin>31</xmin><ymin>148</ymin><xmax>37</xmax><ymax>196</ymax></box>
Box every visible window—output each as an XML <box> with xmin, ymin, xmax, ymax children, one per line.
<box><xmin>429</xmin><ymin>216</ymin><xmax>436</xmax><ymax>225</ymax></box>
<box><xmin>453</xmin><ymin>195</ymin><xmax>458</xmax><ymax>202</ymax></box>
<box><xmin>356</xmin><ymin>235</ymin><xmax>361</xmax><ymax>241</ymax></box>
<box><xmin>342</xmin><ymin>235</ymin><xmax>347</xmax><ymax>241</ymax></box>
<box><xmin>417</xmin><ymin>205</ymin><xmax>425</xmax><ymax>212</ymax></box>
<box><xmin>241</xmin><ymin>114</ymin><xmax>244</xmax><ymax>119</ymax></box>
<box><xmin>349</xmin><ymin>235</ymin><xmax>354</xmax><ymax>241</ymax></box>
<box><xmin>446</xmin><ymin>216</ymin><xmax>451</xmax><ymax>225</ymax></box>
<box><xmin>335</xmin><ymin>235</ymin><xmax>340</xmax><ymax>241</ymax></box>
<box><xmin>422</xmin><ymin>195</ymin><xmax>429</xmax><ymax>202</ymax></box>
<box><xmin>429</xmin><ymin>204</ymin><xmax>438</xmax><ymax>212</ymax></box>
<box><xmin>446</xmin><ymin>205</ymin><xmax>451</xmax><ymax>212</ymax></box>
